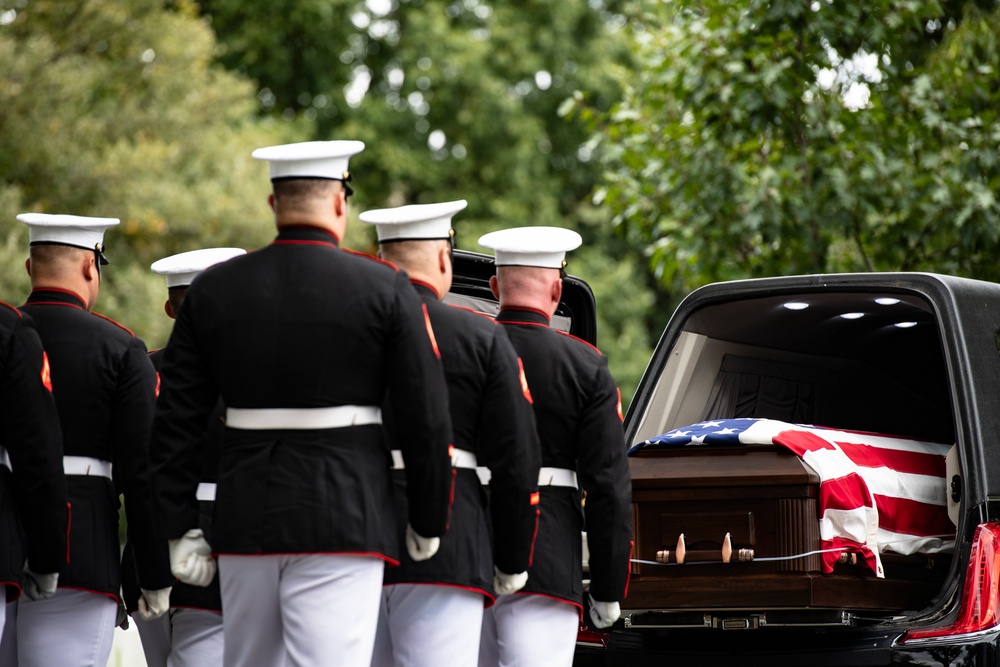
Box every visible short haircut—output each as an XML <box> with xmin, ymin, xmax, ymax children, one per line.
<box><xmin>29</xmin><ymin>243</ymin><xmax>85</xmax><ymax>262</ymax></box>
<box><xmin>28</xmin><ymin>243</ymin><xmax>91</xmax><ymax>281</ymax></box>
<box><xmin>379</xmin><ymin>239</ymin><xmax>448</xmax><ymax>267</ymax></box>
<box><xmin>271</xmin><ymin>178</ymin><xmax>341</xmax><ymax>202</ymax></box>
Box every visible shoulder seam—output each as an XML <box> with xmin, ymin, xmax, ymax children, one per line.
<box><xmin>92</xmin><ymin>312</ymin><xmax>135</xmax><ymax>337</ymax></box>
<box><xmin>342</xmin><ymin>248</ymin><xmax>399</xmax><ymax>272</ymax></box>
<box><xmin>0</xmin><ymin>301</ymin><xmax>22</xmax><ymax>318</ymax></box>
<box><xmin>447</xmin><ymin>303</ymin><xmax>497</xmax><ymax>322</ymax></box>
<box><xmin>555</xmin><ymin>329</ymin><xmax>604</xmax><ymax>356</ymax></box>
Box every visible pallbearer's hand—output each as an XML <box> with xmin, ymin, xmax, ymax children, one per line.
<box><xmin>405</xmin><ymin>523</ymin><xmax>440</xmax><ymax>562</ymax></box>
<box><xmin>493</xmin><ymin>567</ymin><xmax>528</xmax><ymax>595</ymax></box>
<box><xmin>169</xmin><ymin>528</ymin><xmax>216</xmax><ymax>587</ymax></box>
<box><xmin>138</xmin><ymin>587</ymin><xmax>172</xmax><ymax>620</ymax></box>
<box><xmin>587</xmin><ymin>593</ymin><xmax>621</xmax><ymax>629</ymax></box>
<box><xmin>23</xmin><ymin>563</ymin><xmax>58</xmax><ymax>601</ymax></box>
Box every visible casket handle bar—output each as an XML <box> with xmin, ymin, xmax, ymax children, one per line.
<box><xmin>655</xmin><ymin>533</ymin><xmax>755</xmax><ymax>564</ymax></box>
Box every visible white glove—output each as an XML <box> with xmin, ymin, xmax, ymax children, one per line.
<box><xmin>405</xmin><ymin>523</ymin><xmax>440</xmax><ymax>562</ymax></box>
<box><xmin>168</xmin><ymin>528</ymin><xmax>216</xmax><ymax>587</ymax></box>
<box><xmin>588</xmin><ymin>593</ymin><xmax>621</xmax><ymax>629</ymax></box>
<box><xmin>138</xmin><ymin>587</ymin><xmax>172</xmax><ymax>620</ymax></box>
<box><xmin>493</xmin><ymin>567</ymin><xmax>528</xmax><ymax>595</ymax></box>
<box><xmin>23</xmin><ymin>563</ymin><xmax>58</xmax><ymax>601</ymax></box>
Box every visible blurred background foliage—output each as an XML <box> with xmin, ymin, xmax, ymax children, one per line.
<box><xmin>3</xmin><ymin>0</ymin><xmax>1000</xmax><ymax>407</ymax></box>
<box><xmin>572</xmin><ymin>0</ymin><xmax>1000</xmax><ymax>297</ymax></box>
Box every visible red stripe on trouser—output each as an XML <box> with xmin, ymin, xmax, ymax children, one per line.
<box><xmin>446</xmin><ymin>467</ymin><xmax>456</xmax><ymax>530</ymax></box>
<box><xmin>623</xmin><ymin>540</ymin><xmax>634</xmax><ymax>598</ymax></box>
<box><xmin>66</xmin><ymin>501</ymin><xmax>72</xmax><ymax>563</ymax></box>
<box><xmin>528</xmin><ymin>508</ymin><xmax>540</xmax><ymax>568</ymax></box>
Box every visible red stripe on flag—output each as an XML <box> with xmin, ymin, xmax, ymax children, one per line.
<box><xmin>818</xmin><ymin>473</ymin><xmax>874</xmax><ymax>513</ymax></box>
<box><xmin>836</xmin><ymin>442</ymin><xmax>945</xmax><ymax>477</ymax></box>
<box><xmin>773</xmin><ymin>430</ymin><xmax>837</xmax><ymax>457</ymax></box>
<box><xmin>873</xmin><ymin>494</ymin><xmax>953</xmax><ymax>538</ymax></box>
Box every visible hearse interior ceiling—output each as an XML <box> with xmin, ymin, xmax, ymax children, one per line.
<box><xmin>675</xmin><ymin>292</ymin><xmax>954</xmax><ymax>443</ymax></box>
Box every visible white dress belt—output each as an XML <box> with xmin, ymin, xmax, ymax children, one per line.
<box><xmin>196</xmin><ymin>482</ymin><xmax>217</xmax><ymax>502</ymax></box>
<box><xmin>475</xmin><ymin>466</ymin><xmax>579</xmax><ymax>489</ymax></box>
<box><xmin>64</xmin><ymin>456</ymin><xmax>113</xmax><ymax>479</ymax></box>
<box><xmin>226</xmin><ymin>405</ymin><xmax>382</xmax><ymax>430</ymax></box>
<box><xmin>0</xmin><ymin>446</ymin><xmax>10</xmax><ymax>470</ymax></box>
<box><xmin>538</xmin><ymin>467</ymin><xmax>578</xmax><ymax>489</ymax></box>
<box><xmin>391</xmin><ymin>448</ymin><xmax>478</xmax><ymax>471</ymax></box>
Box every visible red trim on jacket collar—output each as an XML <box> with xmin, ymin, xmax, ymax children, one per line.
<box><xmin>25</xmin><ymin>287</ymin><xmax>87</xmax><ymax>310</ymax></box>
<box><xmin>273</xmin><ymin>224</ymin><xmax>341</xmax><ymax>246</ymax></box>
<box><xmin>497</xmin><ymin>306</ymin><xmax>551</xmax><ymax>325</ymax></box>
<box><xmin>410</xmin><ymin>279</ymin><xmax>442</xmax><ymax>300</ymax></box>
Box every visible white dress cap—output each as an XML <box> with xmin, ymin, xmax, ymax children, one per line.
<box><xmin>151</xmin><ymin>247</ymin><xmax>247</xmax><ymax>288</ymax></box>
<box><xmin>251</xmin><ymin>140</ymin><xmax>365</xmax><ymax>181</ymax></box>
<box><xmin>17</xmin><ymin>213</ymin><xmax>120</xmax><ymax>253</ymax></box>
<box><xmin>478</xmin><ymin>226</ymin><xmax>583</xmax><ymax>269</ymax></box>
<box><xmin>358</xmin><ymin>200</ymin><xmax>467</xmax><ymax>242</ymax></box>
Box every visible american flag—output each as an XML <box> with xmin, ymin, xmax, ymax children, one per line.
<box><xmin>631</xmin><ymin>418</ymin><xmax>955</xmax><ymax>577</ymax></box>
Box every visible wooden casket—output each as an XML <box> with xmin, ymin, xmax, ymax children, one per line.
<box><xmin>625</xmin><ymin>445</ymin><xmax>950</xmax><ymax>613</ymax></box>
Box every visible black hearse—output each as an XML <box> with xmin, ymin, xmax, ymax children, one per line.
<box><xmin>451</xmin><ymin>255</ymin><xmax>1000</xmax><ymax>666</ymax></box>
<box><xmin>606</xmin><ymin>272</ymin><xmax>1000</xmax><ymax>666</ymax></box>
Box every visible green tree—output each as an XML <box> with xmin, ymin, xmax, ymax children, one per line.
<box><xmin>579</xmin><ymin>0</ymin><xmax>1000</xmax><ymax>295</ymax></box>
<box><xmin>198</xmin><ymin>0</ymin><xmax>658</xmax><ymax>404</ymax></box>
<box><xmin>0</xmin><ymin>0</ymin><xmax>292</xmax><ymax>348</ymax></box>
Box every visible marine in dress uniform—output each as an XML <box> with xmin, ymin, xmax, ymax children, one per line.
<box><xmin>122</xmin><ymin>247</ymin><xmax>246</xmax><ymax>667</ymax></box>
<box><xmin>360</xmin><ymin>201</ymin><xmax>542</xmax><ymax>667</ymax></box>
<box><xmin>15</xmin><ymin>213</ymin><xmax>174</xmax><ymax>667</ymax></box>
<box><xmin>0</xmin><ymin>301</ymin><xmax>68</xmax><ymax>664</ymax></box>
<box><xmin>476</xmin><ymin>227</ymin><xmax>633</xmax><ymax>667</ymax></box>
<box><xmin>149</xmin><ymin>141</ymin><xmax>454</xmax><ymax>667</ymax></box>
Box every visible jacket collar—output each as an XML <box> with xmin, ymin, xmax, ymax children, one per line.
<box><xmin>496</xmin><ymin>306</ymin><xmax>550</xmax><ymax>326</ymax></box>
<box><xmin>25</xmin><ymin>287</ymin><xmax>87</xmax><ymax>310</ymax></box>
<box><xmin>273</xmin><ymin>225</ymin><xmax>340</xmax><ymax>247</ymax></box>
<box><xmin>410</xmin><ymin>280</ymin><xmax>441</xmax><ymax>301</ymax></box>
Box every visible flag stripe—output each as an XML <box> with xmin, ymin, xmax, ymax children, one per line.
<box><xmin>858</xmin><ymin>467</ymin><xmax>947</xmax><ymax>506</ymax></box>
<box><xmin>873</xmin><ymin>494</ymin><xmax>952</xmax><ymax>539</ymax></box>
<box><xmin>837</xmin><ymin>442</ymin><xmax>945</xmax><ymax>478</ymax></box>
<box><xmin>817</xmin><ymin>474</ymin><xmax>874</xmax><ymax>514</ymax></box>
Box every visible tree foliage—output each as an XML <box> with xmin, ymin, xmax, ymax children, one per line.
<box><xmin>579</xmin><ymin>0</ymin><xmax>1000</xmax><ymax>294</ymax></box>
<box><xmin>0</xmin><ymin>0</ymin><xmax>289</xmax><ymax>348</ymax></box>
<box><xmin>198</xmin><ymin>0</ymin><xmax>657</xmax><ymax>403</ymax></box>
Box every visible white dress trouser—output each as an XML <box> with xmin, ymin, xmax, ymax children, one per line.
<box><xmin>0</xmin><ymin>587</ymin><xmax>16</xmax><ymax>665</ymax></box>
<box><xmin>136</xmin><ymin>607</ymin><xmax>225</xmax><ymax>667</ymax></box>
<box><xmin>219</xmin><ymin>553</ymin><xmax>384</xmax><ymax>667</ymax></box>
<box><xmin>478</xmin><ymin>594</ymin><xmax>579</xmax><ymax>667</ymax></box>
<box><xmin>372</xmin><ymin>584</ymin><xmax>484</xmax><ymax>667</ymax></box>
<box><xmin>17</xmin><ymin>588</ymin><xmax>118</xmax><ymax>667</ymax></box>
